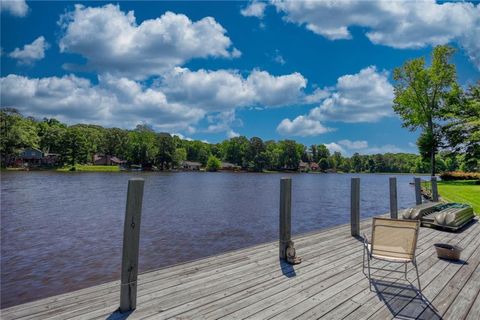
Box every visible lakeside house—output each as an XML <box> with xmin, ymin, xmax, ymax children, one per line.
<box><xmin>310</xmin><ymin>162</ymin><xmax>319</xmax><ymax>171</ymax></box>
<box><xmin>16</xmin><ymin>147</ymin><xmax>60</xmax><ymax>167</ymax></box>
<box><xmin>299</xmin><ymin>160</ymin><xmax>309</xmax><ymax>172</ymax></box>
<box><xmin>93</xmin><ymin>154</ymin><xmax>127</xmax><ymax>166</ymax></box>
<box><xmin>18</xmin><ymin>147</ymin><xmax>43</xmax><ymax>166</ymax></box>
<box><xmin>42</xmin><ymin>152</ymin><xmax>60</xmax><ymax>166</ymax></box>
<box><xmin>221</xmin><ymin>162</ymin><xmax>241</xmax><ymax>171</ymax></box>
<box><xmin>181</xmin><ymin>161</ymin><xmax>202</xmax><ymax>171</ymax></box>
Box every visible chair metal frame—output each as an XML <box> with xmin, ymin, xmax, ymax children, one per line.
<box><xmin>362</xmin><ymin>217</ymin><xmax>422</xmax><ymax>296</ymax></box>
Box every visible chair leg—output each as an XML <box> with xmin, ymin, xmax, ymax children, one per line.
<box><xmin>367</xmin><ymin>254</ymin><xmax>372</xmax><ymax>291</ymax></box>
<box><xmin>413</xmin><ymin>260</ymin><xmax>422</xmax><ymax>297</ymax></box>
<box><xmin>404</xmin><ymin>263</ymin><xmax>408</xmax><ymax>280</ymax></box>
<box><xmin>362</xmin><ymin>244</ymin><xmax>366</xmax><ymax>275</ymax></box>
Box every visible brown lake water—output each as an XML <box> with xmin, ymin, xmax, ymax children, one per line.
<box><xmin>0</xmin><ymin>172</ymin><xmax>418</xmax><ymax>308</ymax></box>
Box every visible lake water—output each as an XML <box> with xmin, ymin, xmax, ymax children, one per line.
<box><xmin>0</xmin><ymin>172</ymin><xmax>418</xmax><ymax>308</ymax></box>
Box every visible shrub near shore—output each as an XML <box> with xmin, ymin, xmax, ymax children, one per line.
<box><xmin>440</xmin><ymin>171</ymin><xmax>480</xmax><ymax>181</ymax></box>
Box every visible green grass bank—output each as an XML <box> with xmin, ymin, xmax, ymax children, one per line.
<box><xmin>438</xmin><ymin>180</ymin><xmax>480</xmax><ymax>215</ymax></box>
<box><xmin>57</xmin><ymin>165</ymin><xmax>120</xmax><ymax>172</ymax></box>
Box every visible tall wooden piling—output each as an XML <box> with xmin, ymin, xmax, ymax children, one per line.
<box><xmin>350</xmin><ymin>178</ymin><xmax>360</xmax><ymax>237</ymax></box>
<box><xmin>389</xmin><ymin>177</ymin><xmax>398</xmax><ymax>219</ymax></box>
<box><xmin>414</xmin><ymin>177</ymin><xmax>422</xmax><ymax>205</ymax></box>
<box><xmin>431</xmin><ymin>176</ymin><xmax>439</xmax><ymax>202</ymax></box>
<box><xmin>120</xmin><ymin>178</ymin><xmax>145</xmax><ymax>313</ymax></box>
<box><xmin>279</xmin><ymin>177</ymin><xmax>292</xmax><ymax>260</ymax></box>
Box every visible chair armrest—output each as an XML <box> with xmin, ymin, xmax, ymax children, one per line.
<box><xmin>363</xmin><ymin>233</ymin><xmax>369</xmax><ymax>244</ymax></box>
<box><xmin>363</xmin><ymin>233</ymin><xmax>370</xmax><ymax>255</ymax></box>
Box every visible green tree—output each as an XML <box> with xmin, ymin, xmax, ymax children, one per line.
<box><xmin>224</xmin><ymin>136</ymin><xmax>249</xmax><ymax>167</ymax></box>
<box><xmin>351</xmin><ymin>153</ymin><xmax>362</xmax><ymax>173</ymax></box>
<box><xmin>393</xmin><ymin>45</ymin><xmax>457</xmax><ymax>176</ymax></box>
<box><xmin>186</xmin><ymin>140</ymin><xmax>210</xmax><ymax>165</ymax></box>
<box><xmin>104</xmin><ymin>128</ymin><xmax>129</xmax><ymax>158</ymax></box>
<box><xmin>126</xmin><ymin>125</ymin><xmax>158</xmax><ymax>165</ymax></box>
<box><xmin>157</xmin><ymin>133</ymin><xmax>176</xmax><ymax>170</ymax></box>
<box><xmin>279</xmin><ymin>140</ymin><xmax>301</xmax><ymax>170</ymax></box>
<box><xmin>340</xmin><ymin>158</ymin><xmax>352</xmax><ymax>172</ymax></box>
<box><xmin>0</xmin><ymin>108</ymin><xmax>39</xmax><ymax>166</ymax></box>
<box><xmin>173</xmin><ymin>147</ymin><xmax>187</xmax><ymax>168</ymax></box>
<box><xmin>60</xmin><ymin>127</ymin><xmax>89</xmax><ymax>166</ymax></box>
<box><xmin>206</xmin><ymin>155</ymin><xmax>221</xmax><ymax>172</ymax></box>
<box><xmin>317</xmin><ymin>144</ymin><xmax>330</xmax><ymax>159</ymax></box>
<box><xmin>441</xmin><ymin>82</ymin><xmax>480</xmax><ymax>172</ymax></box>
<box><xmin>38</xmin><ymin>119</ymin><xmax>67</xmax><ymax>154</ymax></box>
<box><xmin>373</xmin><ymin>154</ymin><xmax>386</xmax><ymax>172</ymax></box>
<box><xmin>265</xmin><ymin>140</ymin><xmax>282</xmax><ymax>170</ymax></box>
<box><xmin>71</xmin><ymin>124</ymin><xmax>107</xmax><ymax>161</ymax></box>
<box><xmin>310</xmin><ymin>145</ymin><xmax>318</xmax><ymax>162</ymax></box>
<box><xmin>319</xmin><ymin>158</ymin><xmax>329</xmax><ymax>171</ymax></box>
<box><xmin>331</xmin><ymin>151</ymin><xmax>343</xmax><ymax>170</ymax></box>
<box><xmin>247</xmin><ymin>137</ymin><xmax>267</xmax><ymax>171</ymax></box>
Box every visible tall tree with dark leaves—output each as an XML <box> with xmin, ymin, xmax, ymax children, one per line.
<box><xmin>0</xmin><ymin>108</ymin><xmax>39</xmax><ymax>166</ymax></box>
<box><xmin>157</xmin><ymin>133</ymin><xmax>176</xmax><ymax>170</ymax></box>
<box><xmin>442</xmin><ymin>82</ymin><xmax>480</xmax><ymax>172</ymax></box>
<box><xmin>393</xmin><ymin>45</ymin><xmax>457</xmax><ymax>176</ymax></box>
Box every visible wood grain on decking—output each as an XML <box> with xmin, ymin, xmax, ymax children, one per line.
<box><xmin>1</xmin><ymin>215</ymin><xmax>479</xmax><ymax>320</ymax></box>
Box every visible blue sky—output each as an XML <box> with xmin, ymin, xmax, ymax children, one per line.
<box><xmin>1</xmin><ymin>1</ymin><xmax>479</xmax><ymax>155</ymax></box>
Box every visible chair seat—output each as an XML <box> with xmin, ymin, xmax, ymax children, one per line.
<box><xmin>366</xmin><ymin>244</ymin><xmax>413</xmax><ymax>263</ymax></box>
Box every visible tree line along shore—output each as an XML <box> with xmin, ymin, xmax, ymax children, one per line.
<box><xmin>0</xmin><ymin>108</ymin><xmax>475</xmax><ymax>174</ymax></box>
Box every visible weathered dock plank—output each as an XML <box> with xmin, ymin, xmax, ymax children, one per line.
<box><xmin>1</xmin><ymin>214</ymin><xmax>479</xmax><ymax>320</ymax></box>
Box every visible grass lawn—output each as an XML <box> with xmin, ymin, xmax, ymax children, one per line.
<box><xmin>57</xmin><ymin>165</ymin><xmax>120</xmax><ymax>172</ymax></box>
<box><xmin>438</xmin><ymin>180</ymin><xmax>480</xmax><ymax>215</ymax></box>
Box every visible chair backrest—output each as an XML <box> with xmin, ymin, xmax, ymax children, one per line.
<box><xmin>371</xmin><ymin>217</ymin><xmax>420</xmax><ymax>260</ymax></box>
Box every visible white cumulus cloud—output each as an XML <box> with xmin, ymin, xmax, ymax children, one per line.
<box><xmin>171</xmin><ymin>133</ymin><xmax>193</xmax><ymax>141</ymax></box>
<box><xmin>1</xmin><ymin>67</ymin><xmax>312</xmax><ymax>136</ymax></box>
<box><xmin>241</xmin><ymin>1</ymin><xmax>267</xmax><ymax>18</ymax></box>
<box><xmin>324</xmin><ymin>142</ymin><xmax>345</xmax><ymax>155</ymax></box>
<box><xmin>58</xmin><ymin>4</ymin><xmax>240</xmax><ymax>78</ymax></box>
<box><xmin>310</xmin><ymin>66</ymin><xmax>394</xmax><ymax>122</ymax></box>
<box><xmin>9</xmin><ymin>36</ymin><xmax>49</xmax><ymax>65</ymax></box>
<box><xmin>277</xmin><ymin>116</ymin><xmax>333</xmax><ymax>137</ymax></box>
<box><xmin>265</xmin><ymin>0</ymin><xmax>480</xmax><ymax>70</ymax></box>
<box><xmin>277</xmin><ymin>66</ymin><xmax>394</xmax><ymax>137</ymax></box>
<box><xmin>0</xmin><ymin>0</ymin><xmax>28</xmax><ymax>17</ymax></box>
<box><xmin>338</xmin><ymin>139</ymin><xmax>368</xmax><ymax>149</ymax></box>
<box><xmin>0</xmin><ymin>74</ymin><xmax>205</xmax><ymax>131</ymax></box>
<box><xmin>325</xmin><ymin>140</ymin><xmax>407</xmax><ymax>155</ymax></box>
<box><xmin>160</xmin><ymin>67</ymin><xmax>308</xmax><ymax>111</ymax></box>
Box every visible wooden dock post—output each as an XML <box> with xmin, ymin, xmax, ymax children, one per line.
<box><xmin>389</xmin><ymin>177</ymin><xmax>398</xmax><ymax>219</ymax></box>
<box><xmin>279</xmin><ymin>177</ymin><xmax>292</xmax><ymax>260</ymax></box>
<box><xmin>350</xmin><ymin>178</ymin><xmax>360</xmax><ymax>237</ymax></box>
<box><xmin>431</xmin><ymin>176</ymin><xmax>439</xmax><ymax>202</ymax></box>
<box><xmin>414</xmin><ymin>177</ymin><xmax>422</xmax><ymax>205</ymax></box>
<box><xmin>120</xmin><ymin>178</ymin><xmax>145</xmax><ymax>313</ymax></box>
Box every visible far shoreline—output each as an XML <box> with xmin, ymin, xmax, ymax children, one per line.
<box><xmin>1</xmin><ymin>166</ymin><xmax>432</xmax><ymax>176</ymax></box>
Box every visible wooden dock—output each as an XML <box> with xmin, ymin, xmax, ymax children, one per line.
<box><xmin>2</xmin><ymin>214</ymin><xmax>479</xmax><ymax>320</ymax></box>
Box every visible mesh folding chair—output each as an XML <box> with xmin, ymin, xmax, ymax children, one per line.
<box><xmin>363</xmin><ymin>217</ymin><xmax>422</xmax><ymax>295</ymax></box>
